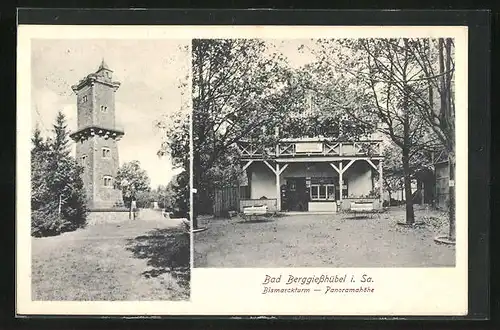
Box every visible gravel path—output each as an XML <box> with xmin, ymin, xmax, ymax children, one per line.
<box><xmin>194</xmin><ymin>208</ymin><xmax>455</xmax><ymax>268</ymax></box>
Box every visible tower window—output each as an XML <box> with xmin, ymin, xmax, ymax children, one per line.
<box><xmin>103</xmin><ymin>176</ymin><xmax>113</xmax><ymax>187</ymax></box>
<box><xmin>82</xmin><ymin>95</ymin><xmax>88</xmax><ymax>103</ymax></box>
<box><xmin>102</xmin><ymin>147</ymin><xmax>111</xmax><ymax>158</ymax></box>
<box><xmin>81</xmin><ymin>155</ymin><xmax>88</xmax><ymax>166</ymax></box>
<box><xmin>100</xmin><ymin>105</ymin><xmax>108</xmax><ymax>113</ymax></box>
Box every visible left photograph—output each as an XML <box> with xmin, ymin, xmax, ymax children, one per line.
<box><xmin>28</xmin><ymin>39</ymin><xmax>191</xmax><ymax>301</ymax></box>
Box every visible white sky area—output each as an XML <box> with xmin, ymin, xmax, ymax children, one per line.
<box><xmin>31</xmin><ymin>39</ymin><xmax>190</xmax><ymax>189</ymax></box>
<box><xmin>265</xmin><ymin>39</ymin><xmax>318</xmax><ymax>69</ymax></box>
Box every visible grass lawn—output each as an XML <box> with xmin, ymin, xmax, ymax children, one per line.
<box><xmin>32</xmin><ymin>217</ymin><xmax>190</xmax><ymax>301</ymax></box>
<box><xmin>194</xmin><ymin>206</ymin><xmax>456</xmax><ymax>268</ymax></box>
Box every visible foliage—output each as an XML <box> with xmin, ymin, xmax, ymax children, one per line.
<box><xmin>31</xmin><ymin>113</ymin><xmax>87</xmax><ymax>237</ymax></box>
<box><xmin>135</xmin><ymin>190</ymin><xmax>154</xmax><ymax>209</ymax></box>
<box><xmin>156</xmin><ymin>51</ymin><xmax>190</xmax><ymax>219</ymax></box>
<box><xmin>192</xmin><ymin>39</ymin><xmax>293</xmax><ymax>216</ymax></box>
<box><xmin>311</xmin><ymin>38</ymin><xmax>447</xmax><ymax>224</ymax></box>
<box><xmin>277</xmin><ymin>63</ymin><xmax>374</xmax><ymax>140</ymax></box>
<box><xmin>115</xmin><ymin>160</ymin><xmax>151</xmax><ymax>207</ymax></box>
<box><xmin>150</xmin><ymin>184</ymin><xmax>176</xmax><ymax>210</ymax></box>
<box><xmin>168</xmin><ymin>171</ymin><xmax>189</xmax><ymax>218</ymax></box>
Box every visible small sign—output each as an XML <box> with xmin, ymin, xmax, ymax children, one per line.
<box><xmin>296</xmin><ymin>142</ymin><xmax>323</xmax><ymax>153</ymax></box>
<box><xmin>192</xmin><ymin>188</ymin><xmax>198</xmax><ymax>193</ymax></box>
<box><xmin>449</xmin><ymin>180</ymin><xmax>455</xmax><ymax>187</ymax></box>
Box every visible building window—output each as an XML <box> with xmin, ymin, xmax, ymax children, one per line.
<box><xmin>310</xmin><ymin>184</ymin><xmax>336</xmax><ymax>201</ymax></box>
<box><xmin>81</xmin><ymin>155</ymin><xmax>88</xmax><ymax>166</ymax></box>
<box><xmin>82</xmin><ymin>95</ymin><xmax>88</xmax><ymax>103</ymax></box>
<box><xmin>103</xmin><ymin>176</ymin><xmax>113</xmax><ymax>187</ymax></box>
<box><xmin>100</xmin><ymin>105</ymin><xmax>108</xmax><ymax>112</ymax></box>
<box><xmin>102</xmin><ymin>147</ymin><xmax>111</xmax><ymax>158</ymax></box>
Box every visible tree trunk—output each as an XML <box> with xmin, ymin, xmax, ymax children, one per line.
<box><xmin>402</xmin><ymin>148</ymin><xmax>415</xmax><ymax>224</ymax></box>
<box><xmin>193</xmin><ymin>152</ymin><xmax>200</xmax><ymax>229</ymax></box>
<box><xmin>192</xmin><ymin>42</ymin><xmax>204</xmax><ymax>230</ymax></box>
<box><xmin>448</xmin><ymin>155</ymin><xmax>455</xmax><ymax>240</ymax></box>
<box><xmin>400</xmin><ymin>43</ymin><xmax>415</xmax><ymax>225</ymax></box>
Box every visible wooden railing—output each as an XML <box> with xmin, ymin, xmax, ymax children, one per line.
<box><xmin>237</xmin><ymin>140</ymin><xmax>383</xmax><ymax>158</ymax></box>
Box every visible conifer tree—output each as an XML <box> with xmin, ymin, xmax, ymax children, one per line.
<box><xmin>31</xmin><ymin>111</ymin><xmax>87</xmax><ymax>236</ymax></box>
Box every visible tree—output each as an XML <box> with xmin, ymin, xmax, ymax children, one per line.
<box><xmin>192</xmin><ymin>39</ymin><xmax>292</xmax><ymax>227</ymax></box>
<box><xmin>31</xmin><ymin>112</ymin><xmax>87</xmax><ymax>237</ymax></box>
<box><xmin>115</xmin><ymin>160</ymin><xmax>151</xmax><ymax>209</ymax></box>
<box><xmin>313</xmin><ymin>38</ymin><xmax>442</xmax><ymax>225</ymax></box>
<box><xmin>382</xmin><ymin>142</ymin><xmax>405</xmax><ymax>203</ymax></box>
<box><xmin>157</xmin><ymin>106</ymin><xmax>190</xmax><ymax>221</ymax></box>
<box><xmin>152</xmin><ymin>184</ymin><xmax>176</xmax><ymax>210</ymax></box>
<box><xmin>155</xmin><ymin>43</ymin><xmax>191</xmax><ymax>224</ymax></box>
<box><xmin>405</xmin><ymin>38</ymin><xmax>456</xmax><ymax>241</ymax></box>
<box><xmin>382</xmin><ymin>140</ymin><xmax>435</xmax><ymax>204</ymax></box>
<box><xmin>135</xmin><ymin>190</ymin><xmax>154</xmax><ymax>208</ymax></box>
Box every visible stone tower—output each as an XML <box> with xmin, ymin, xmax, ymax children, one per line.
<box><xmin>70</xmin><ymin>59</ymin><xmax>125</xmax><ymax>209</ymax></box>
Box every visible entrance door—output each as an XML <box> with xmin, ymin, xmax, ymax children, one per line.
<box><xmin>286</xmin><ymin>178</ymin><xmax>308</xmax><ymax>211</ymax></box>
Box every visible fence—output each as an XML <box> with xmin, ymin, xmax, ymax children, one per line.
<box><xmin>213</xmin><ymin>186</ymin><xmax>243</xmax><ymax>217</ymax></box>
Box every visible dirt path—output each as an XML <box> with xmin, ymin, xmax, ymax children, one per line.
<box><xmin>194</xmin><ymin>209</ymin><xmax>455</xmax><ymax>268</ymax></box>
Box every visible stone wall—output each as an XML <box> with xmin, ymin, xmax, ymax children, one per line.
<box><xmin>76</xmin><ymin>84</ymin><xmax>93</xmax><ymax>128</ymax></box>
<box><xmin>93</xmin><ymin>81</ymin><xmax>117</xmax><ymax>129</ymax></box>
<box><xmin>93</xmin><ymin>135</ymin><xmax>122</xmax><ymax>208</ymax></box>
<box><xmin>75</xmin><ymin>136</ymin><xmax>95</xmax><ymax>207</ymax></box>
<box><xmin>75</xmin><ymin>135</ymin><xmax>123</xmax><ymax>209</ymax></box>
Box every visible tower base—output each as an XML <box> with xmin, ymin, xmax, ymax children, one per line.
<box><xmin>88</xmin><ymin>188</ymin><xmax>125</xmax><ymax>209</ymax></box>
<box><xmin>86</xmin><ymin>208</ymin><xmax>130</xmax><ymax>226</ymax></box>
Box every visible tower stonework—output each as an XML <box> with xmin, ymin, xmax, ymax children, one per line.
<box><xmin>70</xmin><ymin>60</ymin><xmax>124</xmax><ymax>209</ymax></box>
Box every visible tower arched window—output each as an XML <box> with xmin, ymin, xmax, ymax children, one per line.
<box><xmin>103</xmin><ymin>176</ymin><xmax>113</xmax><ymax>187</ymax></box>
<box><xmin>102</xmin><ymin>147</ymin><xmax>111</xmax><ymax>158</ymax></box>
<box><xmin>100</xmin><ymin>105</ymin><xmax>108</xmax><ymax>113</ymax></box>
<box><xmin>81</xmin><ymin>155</ymin><xmax>88</xmax><ymax>166</ymax></box>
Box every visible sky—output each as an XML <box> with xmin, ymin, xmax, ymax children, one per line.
<box><xmin>266</xmin><ymin>39</ymin><xmax>317</xmax><ymax>69</ymax></box>
<box><xmin>31</xmin><ymin>39</ymin><xmax>190</xmax><ymax>189</ymax></box>
<box><xmin>30</xmin><ymin>38</ymin><xmax>318</xmax><ymax>188</ymax></box>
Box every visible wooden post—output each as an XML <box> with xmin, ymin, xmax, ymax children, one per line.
<box><xmin>276</xmin><ymin>163</ymin><xmax>281</xmax><ymax>211</ymax></box>
<box><xmin>275</xmin><ymin>126</ymin><xmax>280</xmax><ymax>156</ymax></box>
<box><xmin>339</xmin><ymin>162</ymin><xmax>343</xmax><ymax>202</ymax></box>
<box><xmin>379</xmin><ymin>160</ymin><xmax>383</xmax><ymax>206</ymax></box>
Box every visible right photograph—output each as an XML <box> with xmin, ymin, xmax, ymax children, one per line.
<box><xmin>192</xmin><ymin>38</ymin><xmax>456</xmax><ymax>268</ymax></box>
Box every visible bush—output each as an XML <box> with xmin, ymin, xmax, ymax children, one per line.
<box><xmin>31</xmin><ymin>202</ymin><xmax>70</xmax><ymax>237</ymax></box>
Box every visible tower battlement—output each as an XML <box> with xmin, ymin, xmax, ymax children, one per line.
<box><xmin>70</xmin><ymin>60</ymin><xmax>125</xmax><ymax>209</ymax></box>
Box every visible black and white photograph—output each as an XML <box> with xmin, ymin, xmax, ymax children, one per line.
<box><xmin>17</xmin><ymin>21</ymin><xmax>475</xmax><ymax>317</ymax></box>
<box><xmin>26</xmin><ymin>38</ymin><xmax>191</xmax><ymax>301</ymax></box>
<box><xmin>193</xmin><ymin>37</ymin><xmax>457</xmax><ymax>268</ymax></box>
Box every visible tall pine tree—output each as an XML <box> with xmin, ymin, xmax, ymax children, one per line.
<box><xmin>31</xmin><ymin>111</ymin><xmax>88</xmax><ymax>236</ymax></box>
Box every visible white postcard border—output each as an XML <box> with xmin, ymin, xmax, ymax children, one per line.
<box><xmin>17</xmin><ymin>24</ymin><xmax>468</xmax><ymax>316</ymax></box>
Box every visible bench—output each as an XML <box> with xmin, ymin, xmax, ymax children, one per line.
<box><xmin>349</xmin><ymin>201</ymin><xmax>375</xmax><ymax>218</ymax></box>
<box><xmin>242</xmin><ymin>205</ymin><xmax>269</xmax><ymax>221</ymax></box>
